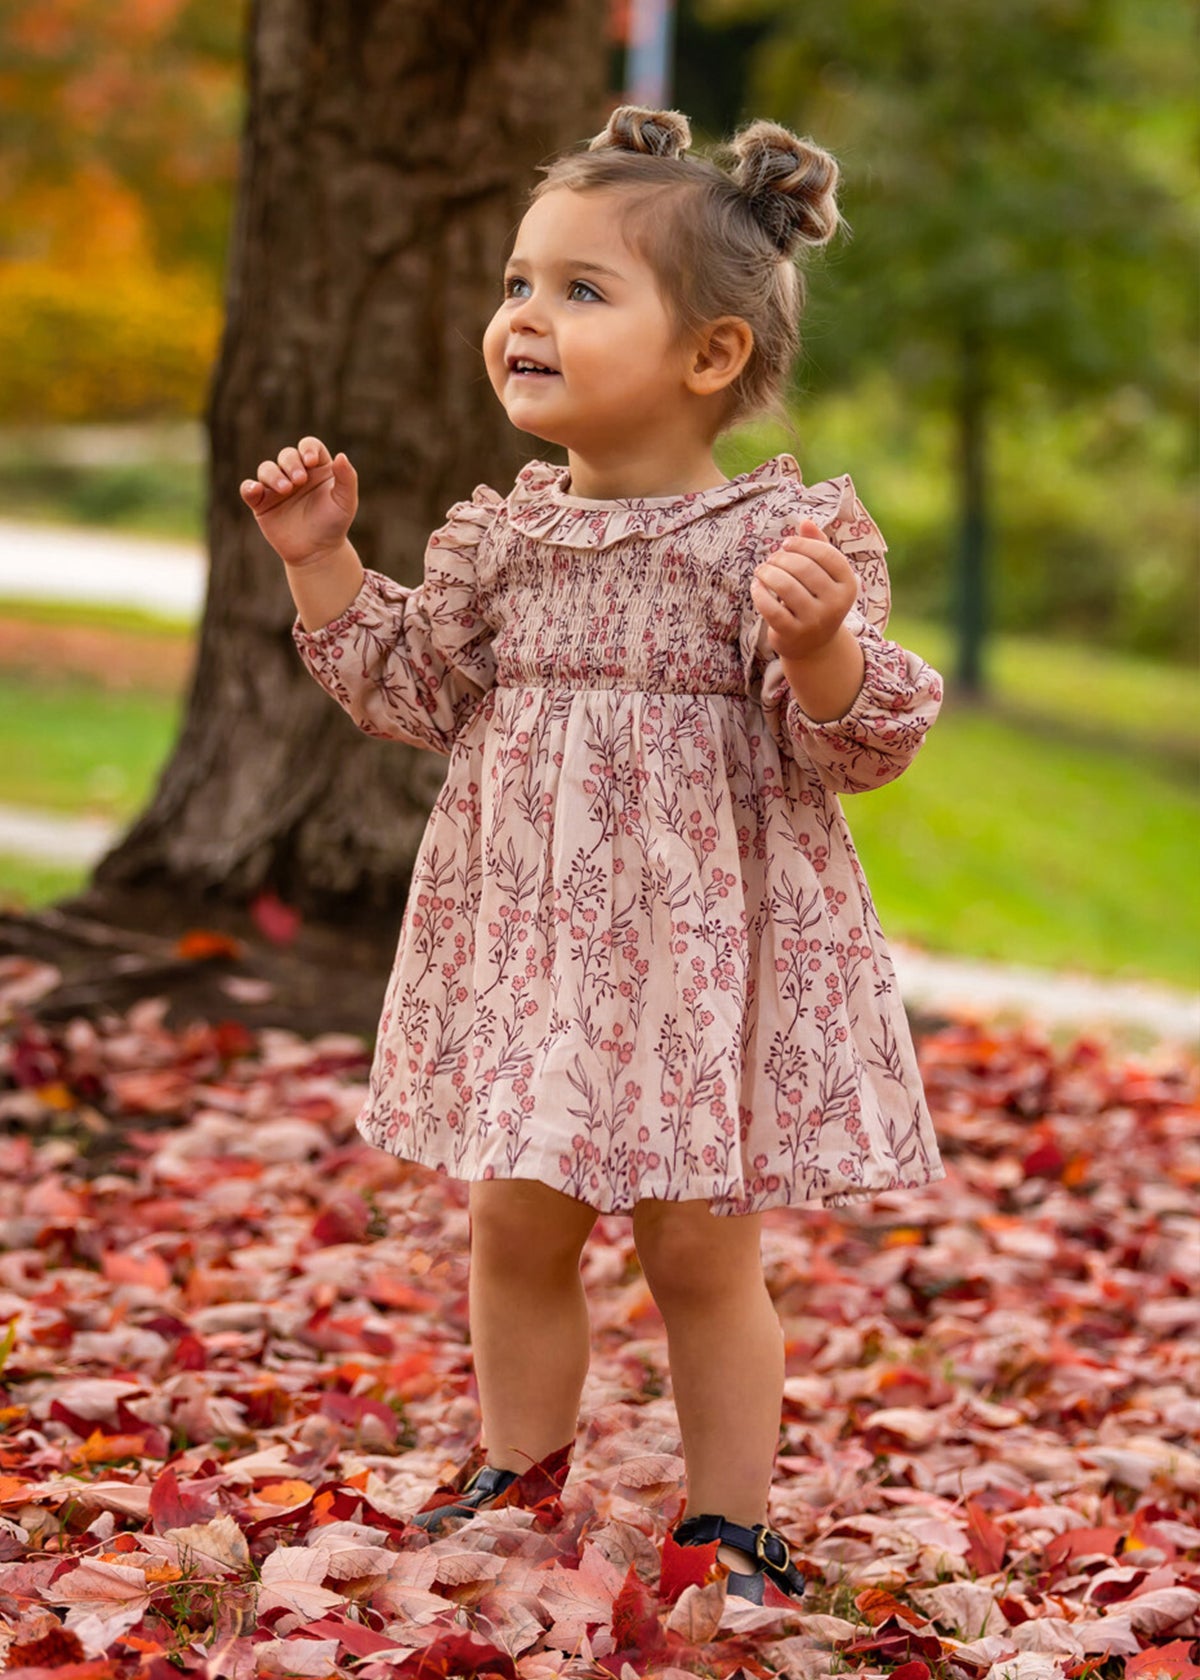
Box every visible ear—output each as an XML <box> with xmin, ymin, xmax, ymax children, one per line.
<box><xmin>685</xmin><ymin>316</ymin><xmax>754</xmax><ymax>397</ymax></box>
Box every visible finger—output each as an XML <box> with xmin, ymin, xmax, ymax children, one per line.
<box><xmin>751</xmin><ymin>575</ymin><xmax>808</xmax><ymax>629</ymax></box>
<box><xmin>298</xmin><ymin>436</ymin><xmax>331</xmax><ymax>468</ymax></box>
<box><xmin>277</xmin><ymin>445</ymin><xmax>307</xmax><ymax>485</ymax></box>
<box><xmin>240</xmin><ymin>478</ymin><xmax>265</xmax><ymax>503</ymax></box>
<box><xmin>755</xmin><ymin>557</ymin><xmax>830</xmax><ymax>609</ymax></box>
<box><xmin>781</xmin><ymin>535</ymin><xmax>854</xmax><ymax>586</ymax></box>
<box><xmin>258</xmin><ymin>457</ymin><xmax>294</xmax><ymax>495</ymax></box>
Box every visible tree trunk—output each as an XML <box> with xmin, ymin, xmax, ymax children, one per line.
<box><xmin>953</xmin><ymin>321</ymin><xmax>990</xmax><ymax>699</ymax></box>
<box><xmin>86</xmin><ymin>0</ymin><xmax>608</xmax><ymax>941</ymax></box>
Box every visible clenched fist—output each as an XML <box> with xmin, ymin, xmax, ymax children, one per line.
<box><xmin>750</xmin><ymin>518</ymin><xmax>858</xmax><ymax>660</ymax></box>
<box><xmin>240</xmin><ymin>436</ymin><xmax>358</xmax><ymax>569</ymax></box>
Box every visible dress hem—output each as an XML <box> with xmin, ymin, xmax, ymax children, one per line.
<box><xmin>357</xmin><ymin>1120</ymin><xmax>947</xmax><ymax>1218</ymax></box>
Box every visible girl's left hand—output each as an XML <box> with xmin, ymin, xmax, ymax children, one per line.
<box><xmin>751</xmin><ymin>519</ymin><xmax>858</xmax><ymax>659</ymax></box>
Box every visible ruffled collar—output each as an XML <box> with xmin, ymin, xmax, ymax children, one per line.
<box><xmin>504</xmin><ymin>454</ymin><xmax>806</xmax><ymax>549</ymax></box>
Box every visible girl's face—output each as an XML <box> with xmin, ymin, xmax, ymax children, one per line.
<box><xmin>483</xmin><ymin>189</ymin><xmax>699</xmax><ymax>456</ymax></box>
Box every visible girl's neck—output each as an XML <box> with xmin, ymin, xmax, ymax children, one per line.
<box><xmin>564</xmin><ymin>445</ymin><xmax>729</xmax><ymax>501</ymax></box>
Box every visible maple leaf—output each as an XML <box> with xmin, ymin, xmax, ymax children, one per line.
<box><xmin>663</xmin><ymin>1577</ymin><xmax>726</xmax><ymax>1643</ymax></box>
<box><xmin>255</xmin><ymin>1545</ymin><xmax>345</xmax><ymax>1620</ymax></box>
<box><xmin>1128</xmin><ymin>1642</ymin><xmax>1200</xmax><ymax>1680</ymax></box>
<box><xmin>255</xmin><ymin>1635</ymin><xmax>340</xmax><ymax>1675</ymax></box>
<box><xmin>148</xmin><ymin>1465</ymin><xmax>216</xmax><ymax>1531</ymax></box>
<box><xmin>151</xmin><ymin>1513</ymin><xmax>251</xmax><ymax>1574</ymax></box>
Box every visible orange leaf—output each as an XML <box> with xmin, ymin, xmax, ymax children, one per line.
<box><xmin>1127</xmin><ymin>1642</ymin><xmax>1200</xmax><ymax>1680</ymax></box>
<box><xmin>71</xmin><ymin>1429</ymin><xmax>147</xmax><ymax>1464</ymax></box>
<box><xmin>253</xmin><ymin>1479</ymin><xmax>315</xmax><ymax>1508</ymax></box>
<box><xmin>0</xmin><ymin>1474</ymin><xmax>33</xmax><ymax>1505</ymax></box>
<box><xmin>35</xmin><ymin>1080</ymin><xmax>75</xmax><ymax>1110</ymax></box>
<box><xmin>143</xmin><ymin>1560</ymin><xmax>183</xmax><ymax>1584</ymax></box>
<box><xmin>881</xmin><ymin>1227</ymin><xmax>925</xmax><ymax>1248</ymax></box>
<box><xmin>855</xmin><ymin>1587</ymin><xmax>927</xmax><ymax>1628</ymax></box>
<box><xmin>102</xmin><ymin>1250</ymin><xmax>171</xmax><ymax>1291</ymax></box>
<box><xmin>175</xmin><ymin>928</ymin><xmax>243</xmax><ymax>961</ymax></box>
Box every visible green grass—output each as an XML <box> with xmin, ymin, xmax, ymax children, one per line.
<box><xmin>0</xmin><ymin>672</ymin><xmax>179</xmax><ymax>819</ymax></box>
<box><xmin>889</xmin><ymin>613</ymin><xmax>1200</xmax><ymax>765</ymax></box>
<box><xmin>0</xmin><ymin>594</ymin><xmax>196</xmax><ymax>637</ymax></box>
<box><xmin>846</xmin><ymin>703</ymin><xmax>1199</xmax><ymax>990</ymax></box>
<box><xmin>0</xmin><ymin>853</ymin><xmax>89</xmax><ymax>911</ymax></box>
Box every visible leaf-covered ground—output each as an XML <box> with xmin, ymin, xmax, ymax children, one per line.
<box><xmin>0</xmin><ymin>958</ymin><xmax>1197</xmax><ymax>1680</ymax></box>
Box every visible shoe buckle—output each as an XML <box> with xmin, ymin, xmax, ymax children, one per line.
<box><xmin>753</xmin><ymin>1524</ymin><xmax>790</xmax><ymax>1572</ymax></box>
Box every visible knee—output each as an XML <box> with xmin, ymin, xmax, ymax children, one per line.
<box><xmin>633</xmin><ymin>1203</ymin><xmax>763</xmax><ymax>1312</ymax></box>
<box><xmin>469</xmin><ymin>1180</ymin><xmax>596</xmax><ymax>1280</ymax></box>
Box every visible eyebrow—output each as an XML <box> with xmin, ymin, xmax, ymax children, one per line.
<box><xmin>504</xmin><ymin>255</ymin><xmax>626</xmax><ymax>281</ymax></box>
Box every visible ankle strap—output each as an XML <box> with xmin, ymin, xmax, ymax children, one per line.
<box><xmin>674</xmin><ymin>1511</ymin><xmax>810</xmax><ymax>1598</ymax></box>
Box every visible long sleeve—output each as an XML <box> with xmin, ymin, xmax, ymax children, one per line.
<box><xmin>291</xmin><ymin>484</ymin><xmax>501</xmax><ymax>756</ymax></box>
<box><xmin>741</xmin><ymin>474</ymin><xmax>943</xmax><ymax>794</ymax></box>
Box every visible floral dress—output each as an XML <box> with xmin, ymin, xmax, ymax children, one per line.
<box><xmin>293</xmin><ymin>454</ymin><xmax>946</xmax><ymax>1216</ymax></box>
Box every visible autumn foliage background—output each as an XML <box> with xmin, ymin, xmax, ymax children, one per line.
<box><xmin>0</xmin><ymin>0</ymin><xmax>234</xmax><ymax>425</ymax></box>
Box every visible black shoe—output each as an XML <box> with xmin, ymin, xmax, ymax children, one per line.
<box><xmin>409</xmin><ymin>1438</ymin><xmax>574</xmax><ymax>1536</ymax></box>
<box><xmin>672</xmin><ymin>1512</ymin><xmax>809</xmax><ymax>1605</ymax></box>
<box><xmin>409</xmin><ymin>1462</ymin><xmax>521</xmax><ymax>1533</ymax></box>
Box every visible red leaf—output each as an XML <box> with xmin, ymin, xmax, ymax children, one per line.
<box><xmin>1127</xmin><ymin>1643</ymin><xmax>1200</xmax><ymax>1680</ymax></box>
<box><xmin>311</xmin><ymin>1195</ymin><xmax>372</xmax><ymax>1246</ymax></box>
<box><xmin>660</xmin><ymin>1529</ymin><xmax>719</xmax><ymax>1604</ymax></box>
<box><xmin>149</xmin><ymin>1464</ymin><xmax>216</xmax><ymax>1531</ymax></box>
<box><xmin>888</xmin><ymin>1665</ymin><xmax>932</xmax><ymax>1680</ymax></box>
<box><xmin>318</xmin><ymin>1392</ymin><xmax>399</xmax><ymax>1443</ymax></box>
<box><xmin>611</xmin><ymin>1561</ymin><xmax>668</xmax><ymax>1660</ymax></box>
<box><xmin>251</xmin><ymin>890</ymin><xmax>301</xmax><ymax>945</ymax></box>
<box><xmin>300</xmin><ymin>1616</ymin><xmax>407</xmax><ymax>1657</ymax></box>
<box><xmin>391</xmin><ymin>1632</ymin><xmax>518</xmax><ymax>1678</ymax></box>
<box><xmin>5</xmin><ymin>1627</ymin><xmax>86</xmax><ymax>1668</ymax></box>
<box><xmin>965</xmin><ymin>1496</ymin><xmax>1008</xmax><ymax>1573</ymax></box>
<box><xmin>1044</xmin><ymin>1526</ymin><xmax>1124</xmax><ymax>1567</ymax></box>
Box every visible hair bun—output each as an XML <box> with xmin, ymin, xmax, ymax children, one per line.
<box><xmin>729</xmin><ymin>119</ymin><xmax>842</xmax><ymax>254</ymax></box>
<box><xmin>588</xmin><ymin>104</ymin><xmax>692</xmax><ymax>159</ymax></box>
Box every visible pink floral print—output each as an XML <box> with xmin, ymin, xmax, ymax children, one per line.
<box><xmin>293</xmin><ymin>454</ymin><xmax>946</xmax><ymax>1214</ymax></box>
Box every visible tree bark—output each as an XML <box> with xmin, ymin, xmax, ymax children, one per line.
<box><xmin>86</xmin><ymin>0</ymin><xmax>608</xmax><ymax>940</ymax></box>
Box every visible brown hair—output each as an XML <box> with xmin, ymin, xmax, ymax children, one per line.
<box><xmin>529</xmin><ymin>105</ymin><xmax>846</xmax><ymax>435</ymax></box>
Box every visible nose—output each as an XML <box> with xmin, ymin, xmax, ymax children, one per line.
<box><xmin>507</xmin><ymin>284</ymin><xmax>548</xmax><ymax>334</ymax></box>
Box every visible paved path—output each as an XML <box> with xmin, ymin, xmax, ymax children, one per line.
<box><xmin>0</xmin><ymin>521</ymin><xmax>205</xmax><ymax>619</ymax></box>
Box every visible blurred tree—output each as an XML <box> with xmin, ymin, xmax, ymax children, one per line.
<box><xmin>0</xmin><ymin>0</ymin><xmax>244</xmax><ymax>273</ymax></box>
<box><xmin>0</xmin><ymin>0</ymin><xmax>244</xmax><ymax>421</ymax></box>
<box><xmin>86</xmin><ymin>0</ymin><xmax>609</xmax><ymax>938</ymax></box>
<box><xmin>699</xmin><ymin>0</ymin><xmax>1197</xmax><ymax>694</ymax></box>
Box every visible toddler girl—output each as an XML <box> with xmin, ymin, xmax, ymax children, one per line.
<box><xmin>241</xmin><ymin>104</ymin><xmax>945</xmax><ymax>1605</ymax></box>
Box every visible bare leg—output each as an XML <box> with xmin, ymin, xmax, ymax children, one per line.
<box><xmin>633</xmin><ymin>1199</ymin><xmax>784</xmax><ymax>1570</ymax></box>
<box><xmin>468</xmin><ymin>1178</ymin><xmax>599</xmax><ymax>1473</ymax></box>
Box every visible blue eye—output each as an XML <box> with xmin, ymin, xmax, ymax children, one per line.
<box><xmin>568</xmin><ymin>280</ymin><xmax>601</xmax><ymax>302</ymax></box>
<box><xmin>502</xmin><ymin>276</ymin><xmax>602</xmax><ymax>302</ymax></box>
<box><xmin>504</xmin><ymin>276</ymin><xmax>530</xmax><ymax>298</ymax></box>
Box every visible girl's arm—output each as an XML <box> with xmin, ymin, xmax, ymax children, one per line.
<box><xmin>747</xmin><ymin>506</ymin><xmax>943</xmax><ymax>793</ymax></box>
<box><xmin>283</xmin><ymin>537</ymin><xmax>365</xmax><ymax>633</ymax></box>
<box><xmin>241</xmin><ymin>436</ymin><xmax>500</xmax><ymax>754</ymax></box>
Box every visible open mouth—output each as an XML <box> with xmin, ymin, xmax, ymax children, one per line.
<box><xmin>509</xmin><ymin>358</ymin><xmax>559</xmax><ymax>377</ymax></box>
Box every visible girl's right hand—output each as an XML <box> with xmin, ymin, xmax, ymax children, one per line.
<box><xmin>239</xmin><ymin>436</ymin><xmax>358</xmax><ymax>567</ymax></box>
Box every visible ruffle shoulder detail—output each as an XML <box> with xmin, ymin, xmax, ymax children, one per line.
<box><xmin>422</xmin><ymin>482</ymin><xmax>504</xmax><ymax>686</ymax></box>
<box><xmin>504</xmin><ymin>454</ymin><xmax>800</xmax><ymax>550</ymax></box>
<box><xmin>788</xmin><ymin>472</ymin><xmax>891</xmax><ymax>632</ymax></box>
